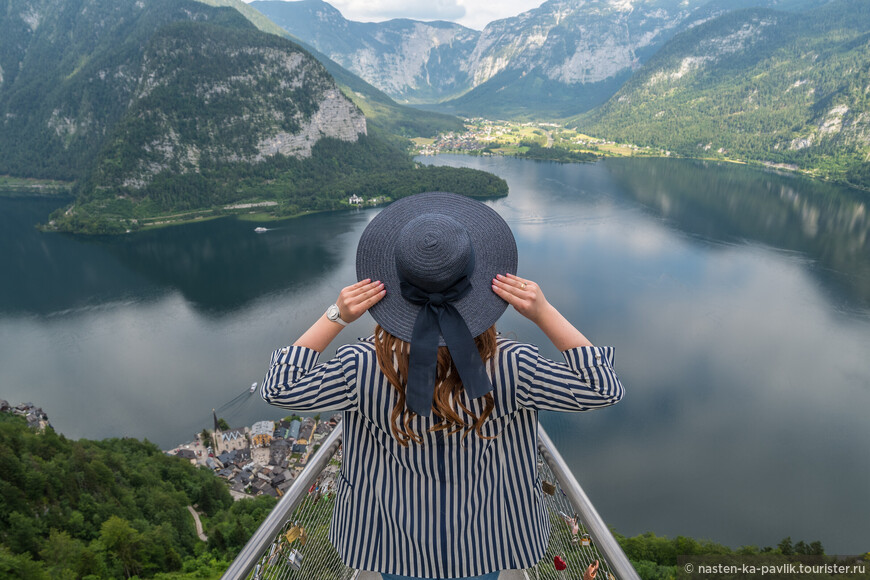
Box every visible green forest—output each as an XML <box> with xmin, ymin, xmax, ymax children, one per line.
<box><xmin>0</xmin><ymin>412</ymin><xmax>278</xmax><ymax>579</ymax></box>
<box><xmin>49</xmin><ymin>131</ymin><xmax>508</xmax><ymax>234</ymax></box>
<box><xmin>575</xmin><ymin>1</ymin><xmax>870</xmax><ymax>190</ymax></box>
<box><xmin>3</xmin><ymin>413</ymin><xmax>857</xmax><ymax>580</ymax></box>
<box><xmin>514</xmin><ymin>141</ymin><xmax>599</xmax><ymax>163</ymax></box>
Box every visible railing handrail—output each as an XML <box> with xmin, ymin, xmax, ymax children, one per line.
<box><xmin>221</xmin><ymin>425</ymin><xmax>344</xmax><ymax>580</ymax></box>
<box><xmin>537</xmin><ymin>424</ymin><xmax>641</xmax><ymax>580</ymax></box>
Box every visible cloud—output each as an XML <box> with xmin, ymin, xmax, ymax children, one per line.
<box><xmin>330</xmin><ymin>0</ymin><xmax>466</xmax><ymax>23</ymax></box>
<box><xmin>318</xmin><ymin>0</ymin><xmax>545</xmax><ymax>30</ymax></box>
<box><xmin>457</xmin><ymin>0</ymin><xmax>543</xmax><ymax>29</ymax></box>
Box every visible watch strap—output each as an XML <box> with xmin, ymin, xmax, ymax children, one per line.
<box><xmin>326</xmin><ymin>304</ymin><xmax>348</xmax><ymax>326</ymax></box>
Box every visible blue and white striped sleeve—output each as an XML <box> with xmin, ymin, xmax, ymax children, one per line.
<box><xmin>260</xmin><ymin>344</ymin><xmax>359</xmax><ymax>411</ymax></box>
<box><xmin>514</xmin><ymin>343</ymin><xmax>624</xmax><ymax>411</ymax></box>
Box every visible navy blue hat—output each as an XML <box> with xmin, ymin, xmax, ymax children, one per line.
<box><xmin>356</xmin><ymin>192</ymin><xmax>517</xmax><ymax>415</ymax></box>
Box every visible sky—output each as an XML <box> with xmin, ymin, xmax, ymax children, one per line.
<box><xmin>248</xmin><ymin>0</ymin><xmax>547</xmax><ymax>30</ymax></box>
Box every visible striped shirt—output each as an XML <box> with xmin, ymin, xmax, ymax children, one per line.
<box><xmin>261</xmin><ymin>337</ymin><xmax>624</xmax><ymax>578</ymax></box>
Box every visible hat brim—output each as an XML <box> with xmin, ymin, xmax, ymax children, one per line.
<box><xmin>356</xmin><ymin>192</ymin><xmax>517</xmax><ymax>343</ymax></box>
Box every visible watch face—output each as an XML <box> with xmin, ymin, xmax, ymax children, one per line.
<box><xmin>327</xmin><ymin>305</ymin><xmax>339</xmax><ymax>320</ymax></box>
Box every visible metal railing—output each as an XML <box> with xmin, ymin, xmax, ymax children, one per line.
<box><xmin>526</xmin><ymin>426</ymin><xmax>640</xmax><ymax>580</ymax></box>
<box><xmin>222</xmin><ymin>423</ymin><xmax>640</xmax><ymax>580</ymax></box>
<box><xmin>221</xmin><ymin>426</ymin><xmax>348</xmax><ymax>580</ymax></box>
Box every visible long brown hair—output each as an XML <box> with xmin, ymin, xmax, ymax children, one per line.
<box><xmin>374</xmin><ymin>324</ymin><xmax>498</xmax><ymax>446</ymax></box>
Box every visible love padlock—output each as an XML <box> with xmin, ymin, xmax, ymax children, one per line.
<box><xmin>542</xmin><ymin>480</ymin><xmax>556</xmax><ymax>495</ymax></box>
<box><xmin>287</xmin><ymin>549</ymin><xmax>304</xmax><ymax>571</ymax></box>
<box><xmin>284</xmin><ymin>524</ymin><xmax>303</xmax><ymax>544</ymax></box>
<box><xmin>580</xmin><ymin>533</ymin><xmax>592</xmax><ymax>547</ymax></box>
<box><xmin>567</xmin><ymin>517</ymin><xmax>579</xmax><ymax>536</ymax></box>
<box><xmin>553</xmin><ymin>555</ymin><xmax>568</xmax><ymax>571</ymax></box>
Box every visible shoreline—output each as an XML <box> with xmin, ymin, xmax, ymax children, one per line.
<box><xmin>415</xmin><ymin>118</ymin><xmax>870</xmax><ymax>194</ymax></box>
<box><xmin>420</xmin><ymin>149</ymin><xmax>870</xmax><ymax>193</ymax></box>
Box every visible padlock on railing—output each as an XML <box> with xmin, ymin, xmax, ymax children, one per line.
<box><xmin>284</xmin><ymin>523</ymin><xmax>303</xmax><ymax>544</ymax></box>
<box><xmin>287</xmin><ymin>549</ymin><xmax>304</xmax><ymax>571</ymax></box>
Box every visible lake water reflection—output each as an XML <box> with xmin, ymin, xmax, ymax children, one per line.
<box><xmin>1</xmin><ymin>156</ymin><xmax>868</xmax><ymax>553</ymax></box>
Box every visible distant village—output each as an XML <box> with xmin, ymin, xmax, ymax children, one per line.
<box><xmin>0</xmin><ymin>400</ymin><xmax>51</xmax><ymax>431</ymax></box>
<box><xmin>165</xmin><ymin>412</ymin><xmax>342</xmax><ymax>501</ymax></box>
<box><xmin>415</xmin><ymin>118</ymin><xmax>655</xmax><ymax>158</ymax></box>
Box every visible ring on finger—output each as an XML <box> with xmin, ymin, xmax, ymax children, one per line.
<box><xmin>521</xmin><ymin>283</ymin><xmax>527</xmax><ymax>289</ymax></box>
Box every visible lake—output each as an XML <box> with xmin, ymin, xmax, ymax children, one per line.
<box><xmin>1</xmin><ymin>155</ymin><xmax>868</xmax><ymax>554</ymax></box>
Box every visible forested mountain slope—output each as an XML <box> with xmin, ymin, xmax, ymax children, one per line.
<box><xmin>576</xmin><ymin>0</ymin><xmax>870</xmax><ymax>188</ymax></box>
<box><xmin>198</xmin><ymin>0</ymin><xmax>464</xmax><ymax>137</ymax></box>
<box><xmin>253</xmin><ymin>0</ymin><xmax>833</xmax><ymax>119</ymax></box>
<box><xmin>0</xmin><ymin>0</ymin><xmax>499</xmax><ymax>233</ymax></box>
<box><xmin>0</xmin><ymin>412</ymin><xmax>272</xmax><ymax>578</ymax></box>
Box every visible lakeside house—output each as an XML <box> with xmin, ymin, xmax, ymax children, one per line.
<box><xmin>251</xmin><ymin>420</ymin><xmax>275</xmax><ymax>447</ymax></box>
<box><xmin>313</xmin><ymin>421</ymin><xmax>331</xmax><ymax>442</ymax></box>
<box><xmin>296</xmin><ymin>418</ymin><xmax>315</xmax><ymax>445</ymax></box>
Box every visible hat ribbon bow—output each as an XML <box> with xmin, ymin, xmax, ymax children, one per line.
<box><xmin>398</xmin><ymin>260</ymin><xmax>493</xmax><ymax>416</ymax></box>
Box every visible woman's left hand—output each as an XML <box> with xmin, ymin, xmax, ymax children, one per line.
<box><xmin>492</xmin><ymin>273</ymin><xmax>551</xmax><ymax>324</ymax></box>
<box><xmin>336</xmin><ymin>279</ymin><xmax>386</xmax><ymax>323</ymax></box>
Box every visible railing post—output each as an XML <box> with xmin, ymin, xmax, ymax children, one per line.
<box><xmin>221</xmin><ymin>425</ymin><xmax>344</xmax><ymax>580</ymax></box>
<box><xmin>537</xmin><ymin>424</ymin><xmax>641</xmax><ymax>580</ymax></box>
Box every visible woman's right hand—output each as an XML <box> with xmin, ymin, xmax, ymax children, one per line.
<box><xmin>336</xmin><ymin>279</ymin><xmax>386</xmax><ymax>323</ymax></box>
<box><xmin>491</xmin><ymin>273</ymin><xmax>551</xmax><ymax>324</ymax></box>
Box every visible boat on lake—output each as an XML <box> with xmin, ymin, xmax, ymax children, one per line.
<box><xmin>254</xmin><ymin>227</ymin><xmax>267</xmax><ymax>233</ymax></box>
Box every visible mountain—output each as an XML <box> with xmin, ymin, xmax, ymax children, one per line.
<box><xmin>252</xmin><ymin>0</ymin><xmax>478</xmax><ymax>104</ymax></box>
<box><xmin>2</xmin><ymin>0</ymin><xmax>244</xmax><ymax>181</ymax></box>
<box><xmin>0</xmin><ymin>0</ymin><xmax>366</xmax><ymax>184</ymax></box>
<box><xmin>285</xmin><ymin>36</ymin><xmax>465</xmax><ymax>138</ymax></box>
<box><xmin>196</xmin><ymin>0</ymin><xmax>293</xmax><ymax>38</ymax></box>
<box><xmin>447</xmin><ymin>0</ymin><xmax>835</xmax><ymax>118</ymax></box>
<box><xmin>575</xmin><ymin>0</ymin><xmax>870</xmax><ymax>188</ymax></box>
<box><xmin>443</xmin><ymin>0</ymin><xmax>702</xmax><ymax>118</ymax></box>
<box><xmin>0</xmin><ymin>0</ymin><xmax>499</xmax><ymax>233</ymax></box>
<box><xmin>197</xmin><ymin>0</ymin><xmax>464</xmax><ymax>137</ymax></box>
<box><xmin>254</xmin><ymin>0</ymin><xmax>705</xmax><ymax>113</ymax></box>
<box><xmin>253</xmin><ymin>0</ymin><xmax>832</xmax><ymax>119</ymax></box>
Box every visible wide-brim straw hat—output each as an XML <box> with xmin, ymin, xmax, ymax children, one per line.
<box><xmin>356</xmin><ymin>191</ymin><xmax>517</xmax><ymax>344</ymax></box>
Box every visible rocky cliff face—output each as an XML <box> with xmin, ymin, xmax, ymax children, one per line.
<box><xmin>255</xmin><ymin>88</ymin><xmax>366</xmax><ymax>160</ymax></box>
<box><xmin>252</xmin><ymin>0</ymin><xmax>478</xmax><ymax>103</ymax></box>
<box><xmin>253</xmin><ymin>0</ymin><xmax>832</xmax><ymax>116</ymax></box>
<box><xmin>466</xmin><ymin>0</ymin><xmax>694</xmax><ymax>86</ymax></box>
<box><xmin>253</xmin><ymin>0</ymin><xmax>706</xmax><ymax>107</ymax></box>
<box><xmin>0</xmin><ymin>0</ymin><xmax>366</xmax><ymax>190</ymax></box>
<box><xmin>96</xmin><ymin>23</ymin><xmax>367</xmax><ymax>191</ymax></box>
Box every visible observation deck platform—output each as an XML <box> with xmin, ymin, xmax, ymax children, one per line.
<box><xmin>222</xmin><ymin>424</ymin><xmax>640</xmax><ymax>580</ymax></box>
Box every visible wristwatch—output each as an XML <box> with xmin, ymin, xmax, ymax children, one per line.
<box><xmin>325</xmin><ymin>304</ymin><xmax>348</xmax><ymax>326</ymax></box>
